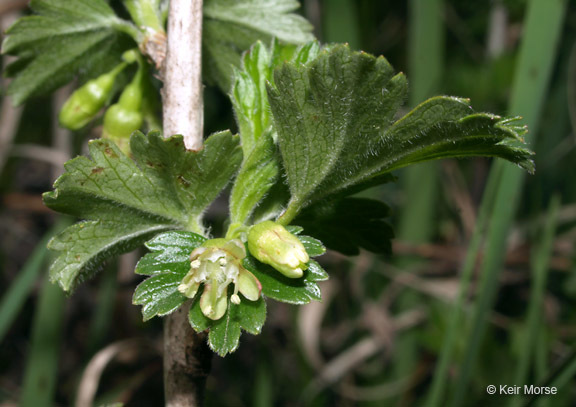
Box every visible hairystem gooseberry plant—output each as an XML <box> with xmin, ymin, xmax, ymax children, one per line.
<box><xmin>2</xmin><ymin>0</ymin><xmax>534</xmax><ymax>403</ymax></box>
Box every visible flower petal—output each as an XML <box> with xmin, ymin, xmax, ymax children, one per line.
<box><xmin>178</xmin><ymin>277</ymin><xmax>200</xmax><ymax>299</ymax></box>
<box><xmin>237</xmin><ymin>269</ymin><xmax>262</xmax><ymax>301</ymax></box>
<box><xmin>200</xmin><ymin>283</ymin><xmax>228</xmax><ymax>320</ymax></box>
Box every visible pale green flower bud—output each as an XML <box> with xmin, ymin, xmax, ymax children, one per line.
<box><xmin>247</xmin><ymin>221</ymin><xmax>309</xmax><ymax>278</ymax></box>
<box><xmin>178</xmin><ymin>238</ymin><xmax>261</xmax><ymax>320</ymax></box>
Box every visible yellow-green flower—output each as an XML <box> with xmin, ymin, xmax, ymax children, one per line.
<box><xmin>178</xmin><ymin>238</ymin><xmax>261</xmax><ymax>320</ymax></box>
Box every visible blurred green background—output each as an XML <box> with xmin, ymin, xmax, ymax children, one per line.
<box><xmin>1</xmin><ymin>0</ymin><xmax>576</xmax><ymax>406</ymax></box>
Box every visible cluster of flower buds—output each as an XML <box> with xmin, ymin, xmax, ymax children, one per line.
<box><xmin>58</xmin><ymin>49</ymin><xmax>149</xmax><ymax>156</ymax></box>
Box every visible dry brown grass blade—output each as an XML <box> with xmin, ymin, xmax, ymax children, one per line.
<box><xmin>74</xmin><ymin>339</ymin><xmax>157</xmax><ymax>407</ymax></box>
<box><xmin>441</xmin><ymin>160</ymin><xmax>477</xmax><ymax>239</ymax></box>
<box><xmin>302</xmin><ymin>309</ymin><xmax>425</xmax><ymax>401</ymax></box>
<box><xmin>10</xmin><ymin>145</ymin><xmax>69</xmax><ymax>167</ymax></box>
<box><xmin>297</xmin><ymin>280</ymin><xmax>336</xmax><ymax>370</ymax></box>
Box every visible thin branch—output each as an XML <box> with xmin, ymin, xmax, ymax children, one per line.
<box><xmin>0</xmin><ymin>0</ymin><xmax>28</xmax><ymax>16</ymax></box>
<box><xmin>163</xmin><ymin>307</ymin><xmax>211</xmax><ymax>407</ymax></box>
<box><xmin>75</xmin><ymin>339</ymin><xmax>155</xmax><ymax>407</ymax></box>
<box><xmin>10</xmin><ymin>144</ymin><xmax>69</xmax><ymax>168</ymax></box>
<box><xmin>0</xmin><ymin>11</ymin><xmax>24</xmax><ymax>175</ymax></box>
<box><xmin>162</xmin><ymin>0</ymin><xmax>203</xmax><ymax>150</ymax></box>
<box><xmin>302</xmin><ymin>309</ymin><xmax>425</xmax><ymax>400</ymax></box>
<box><xmin>485</xmin><ymin>0</ymin><xmax>508</xmax><ymax>59</ymax></box>
<box><xmin>162</xmin><ymin>1</ymin><xmax>211</xmax><ymax>406</ymax></box>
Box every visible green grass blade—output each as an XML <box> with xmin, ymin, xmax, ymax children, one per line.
<box><xmin>522</xmin><ymin>352</ymin><xmax>576</xmax><ymax>407</ymax></box>
<box><xmin>322</xmin><ymin>0</ymin><xmax>360</xmax><ymax>49</ymax></box>
<box><xmin>19</xmin><ymin>274</ymin><xmax>66</xmax><ymax>407</ymax></box>
<box><xmin>0</xmin><ymin>233</ymin><xmax>50</xmax><ymax>343</ymax></box>
<box><xmin>546</xmin><ymin>354</ymin><xmax>576</xmax><ymax>392</ymax></box>
<box><xmin>397</xmin><ymin>0</ymin><xmax>445</xmax><ymax>246</ymax></box>
<box><xmin>449</xmin><ymin>0</ymin><xmax>567</xmax><ymax>406</ymax></box>
<box><xmin>0</xmin><ymin>218</ymin><xmax>70</xmax><ymax>342</ymax></box>
<box><xmin>449</xmin><ymin>168</ymin><xmax>523</xmax><ymax>407</ymax></box>
<box><xmin>253</xmin><ymin>360</ymin><xmax>274</xmax><ymax>407</ymax></box>
<box><xmin>394</xmin><ymin>1</ymin><xmax>444</xmax><ymax>404</ymax></box>
<box><xmin>87</xmin><ymin>265</ymin><xmax>119</xmax><ymax>354</ymax></box>
<box><xmin>534</xmin><ymin>327</ymin><xmax>550</xmax><ymax>407</ymax></box>
<box><xmin>19</xmin><ymin>219</ymin><xmax>72</xmax><ymax>407</ymax></box>
<box><xmin>424</xmin><ymin>166</ymin><xmax>502</xmax><ymax>407</ymax></box>
<box><xmin>407</xmin><ymin>0</ymin><xmax>444</xmax><ymax>106</ymax></box>
<box><xmin>509</xmin><ymin>195</ymin><xmax>560</xmax><ymax>407</ymax></box>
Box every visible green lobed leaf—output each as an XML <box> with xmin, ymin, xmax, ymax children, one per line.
<box><xmin>189</xmin><ymin>294</ymin><xmax>267</xmax><ymax>356</ymax></box>
<box><xmin>133</xmin><ymin>271</ymin><xmax>187</xmax><ymax>321</ymax></box>
<box><xmin>228</xmin><ymin>41</ymin><xmax>281</xmax><ymax>225</ymax></box>
<box><xmin>285</xmin><ymin>225</ymin><xmax>303</xmax><ymax>235</ymax></box>
<box><xmin>130</xmin><ymin>130</ymin><xmax>243</xmax><ymax>232</ymax></box>
<box><xmin>250</xmin><ymin>181</ymin><xmax>291</xmax><ymax>224</ymax></box>
<box><xmin>44</xmin><ymin>132</ymin><xmax>241</xmax><ymax>292</ymax></box>
<box><xmin>231</xmin><ymin>41</ymin><xmax>275</xmax><ymax>155</ymax></box>
<box><xmin>133</xmin><ymin>231</ymin><xmax>206</xmax><ymax>320</ymax></box>
<box><xmin>132</xmin><ymin>230</ymin><xmax>206</xmax><ymax>321</ymax></box>
<box><xmin>203</xmin><ymin>0</ymin><xmax>314</xmax><ymax>91</ymax></box>
<box><xmin>230</xmin><ymin>41</ymin><xmax>320</xmax><ymax>156</ymax></box>
<box><xmin>135</xmin><ymin>231</ymin><xmax>206</xmax><ymax>276</ymax></box>
<box><xmin>229</xmin><ymin>41</ymin><xmax>321</xmax><ymax>225</ymax></box>
<box><xmin>2</xmin><ymin>0</ymin><xmax>136</xmax><ymax>105</ymax></box>
<box><xmin>297</xmin><ymin>235</ymin><xmax>326</xmax><ymax>257</ymax></box>
<box><xmin>267</xmin><ymin>45</ymin><xmax>535</xmax><ymax>221</ymax></box>
<box><xmin>242</xmin><ymin>256</ymin><xmax>328</xmax><ymax>305</ymax></box>
<box><xmin>49</xmin><ymin>220</ymin><xmax>171</xmax><ymax>292</ymax></box>
<box><xmin>295</xmin><ymin>198</ymin><xmax>394</xmax><ymax>255</ymax></box>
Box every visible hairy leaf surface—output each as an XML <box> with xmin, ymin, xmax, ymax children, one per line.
<box><xmin>228</xmin><ymin>41</ymin><xmax>280</xmax><ymax>225</ymax></box>
<box><xmin>133</xmin><ymin>231</ymin><xmax>206</xmax><ymax>321</ymax></box>
<box><xmin>2</xmin><ymin>0</ymin><xmax>136</xmax><ymax>104</ymax></box>
<box><xmin>229</xmin><ymin>41</ymin><xmax>320</xmax><ymax>225</ymax></box>
<box><xmin>203</xmin><ymin>0</ymin><xmax>314</xmax><ymax>91</ymax></box>
<box><xmin>267</xmin><ymin>45</ymin><xmax>534</xmax><ymax>219</ymax></box>
<box><xmin>44</xmin><ymin>132</ymin><xmax>241</xmax><ymax>292</ymax></box>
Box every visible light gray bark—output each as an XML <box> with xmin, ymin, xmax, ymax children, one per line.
<box><xmin>162</xmin><ymin>1</ymin><xmax>211</xmax><ymax>406</ymax></box>
<box><xmin>162</xmin><ymin>0</ymin><xmax>204</xmax><ymax>150</ymax></box>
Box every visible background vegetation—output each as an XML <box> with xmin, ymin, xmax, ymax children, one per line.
<box><xmin>1</xmin><ymin>0</ymin><xmax>575</xmax><ymax>406</ymax></box>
